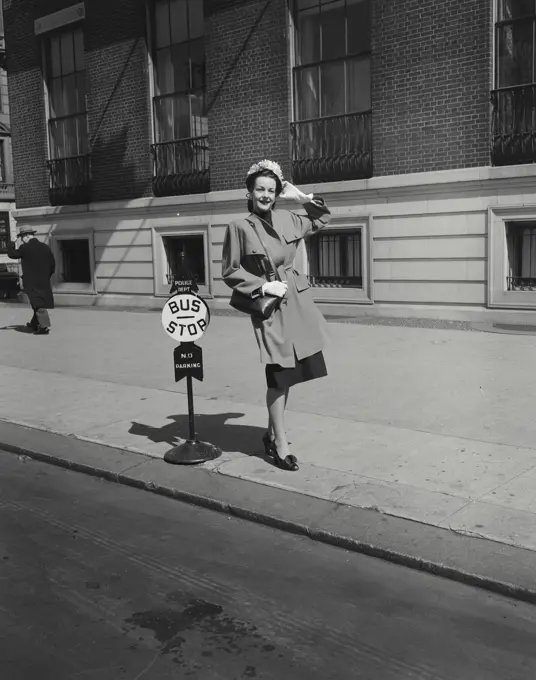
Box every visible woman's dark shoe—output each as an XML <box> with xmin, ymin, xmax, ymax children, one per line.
<box><xmin>267</xmin><ymin>441</ymin><xmax>299</xmax><ymax>471</ymax></box>
<box><xmin>262</xmin><ymin>431</ymin><xmax>273</xmax><ymax>457</ymax></box>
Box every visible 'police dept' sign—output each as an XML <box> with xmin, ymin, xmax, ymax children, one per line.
<box><xmin>162</xmin><ymin>293</ymin><xmax>210</xmax><ymax>342</ymax></box>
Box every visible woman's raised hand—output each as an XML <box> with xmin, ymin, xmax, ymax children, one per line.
<box><xmin>262</xmin><ymin>280</ymin><xmax>288</xmax><ymax>298</ymax></box>
<box><xmin>279</xmin><ymin>181</ymin><xmax>313</xmax><ymax>204</ymax></box>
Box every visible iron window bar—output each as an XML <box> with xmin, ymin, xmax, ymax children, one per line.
<box><xmin>151</xmin><ymin>136</ymin><xmax>210</xmax><ymax>196</ymax></box>
<box><xmin>291</xmin><ymin>111</ymin><xmax>372</xmax><ymax>184</ymax></box>
<box><xmin>47</xmin><ymin>153</ymin><xmax>91</xmax><ymax>205</ymax></box>
<box><xmin>491</xmin><ymin>84</ymin><xmax>536</xmax><ymax>165</ymax></box>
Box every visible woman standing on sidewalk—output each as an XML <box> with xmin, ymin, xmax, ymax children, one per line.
<box><xmin>222</xmin><ymin>160</ymin><xmax>331</xmax><ymax>471</ymax></box>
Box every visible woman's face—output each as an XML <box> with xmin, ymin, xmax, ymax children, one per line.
<box><xmin>251</xmin><ymin>176</ymin><xmax>278</xmax><ymax>213</ymax></box>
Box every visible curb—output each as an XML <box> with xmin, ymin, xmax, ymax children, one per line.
<box><xmin>1</xmin><ymin>422</ymin><xmax>536</xmax><ymax>607</ymax></box>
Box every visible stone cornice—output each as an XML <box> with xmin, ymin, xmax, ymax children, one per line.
<box><xmin>13</xmin><ymin>164</ymin><xmax>536</xmax><ymax>221</ymax></box>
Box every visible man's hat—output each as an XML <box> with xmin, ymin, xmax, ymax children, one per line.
<box><xmin>17</xmin><ymin>226</ymin><xmax>37</xmax><ymax>237</ymax></box>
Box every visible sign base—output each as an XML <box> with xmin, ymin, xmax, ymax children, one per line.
<box><xmin>164</xmin><ymin>439</ymin><xmax>222</xmax><ymax>465</ymax></box>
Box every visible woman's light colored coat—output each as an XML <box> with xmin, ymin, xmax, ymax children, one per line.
<box><xmin>222</xmin><ymin>199</ymin><xmax>331</xmax><ymax>367</ymax></box>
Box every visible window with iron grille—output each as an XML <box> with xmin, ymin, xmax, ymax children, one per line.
<box><xmin>496</xmin><ymin>0</ymin><xmax>536</xmax><ymax>88</ymax></box>
<box><xmin>307</xmin><ymin>229</ymin><xmax>363</xmax><ymax>287</ymax></box>
<box><xmin>0</xmin><ymin>140</ymin><xmax>5</xmax><ymax>183</ymax></box>
<box><xmin>152</xmin><ymin>0</ymin><xmax>206</xmax><ymax>144</ymax></box>
<box><xmin>294</xmin><ymin>0</ymin><xmax>370</xmax><ymax>120</ymax></box>
<box><xmin>44</xmin><ymin>26</ymin><xmax>88</xmax><ymax>161</ymax></box>
<box><xmin>150</xmin><ymin>0</ymin><xmax>208</xmax><ymax>195</ymax></box>
<box><xmin>0</xmin><ymin>211</ymin><xmax>9</xmax><ymax>254</ymax></box>
<box><xmin>492</xmin><ymin>1</ymin><xmax>536</xmax><ymax>165</ymax></box>
<box><xmin>506</xmin><ymin>221</ymin><xmax>536</xmax><ymax>290</ymax></box>
<box><xmin>291</xmin><ymin>0</ymin><xmax>371</xmax><ymax>182</ymax></box>
<box><xmin>162</xmin><ymin>234</ymin><xmax>206</xmax><ymax>287</ymax></box>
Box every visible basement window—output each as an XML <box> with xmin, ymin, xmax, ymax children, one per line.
<box><xmin>162</xmin><ymin>234</ymin><xmax>205</xmax><ymax>286</ymax></box>
<box><xmin>506</xmin><ymin>222</ymin><xmax>536</xmax><ymax>291</ymax></box>
<box><xmin>58</xmin><ymin>238</ymin><xmax>91</xmax><ymax>283</ymax></box>
<box><xmin>0</xmin><ymin>212</ymin><xmax>10</xmax><ymax>254</ymax></box>
<box><xmin>307</xmin><ymin>228</ymin><xmax>363</xmax><ymax>287</ymax></box>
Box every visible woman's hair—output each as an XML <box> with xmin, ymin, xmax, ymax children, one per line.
<box><xmin>246</xmin><ymin>169</ymin><xmax>283</xmax><ymax>212</ymax></box>
<box><xmin>246</xmin><ymin>169</ymin><xmax>283</xmax><ymax>195</ymax></box>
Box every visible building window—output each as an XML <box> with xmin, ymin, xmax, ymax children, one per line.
<box><xmin>506</xmin><ymin>221</ymin><xmax>536</xmax><ymax>290</ymax></box>
<box><xmin>0</xmin><ymin>140</ymin><xmax>5</xmax><ymax>183</ymax></box>
<box><xmin>58</xmin><ymin>238</ymin><xmax>91</xmax><ymax>283</ymax></box>
<box><xmin>492</xmin><ymin>1</ymin><xmax>536</xmax><ymax>165</ymax></box>
<box><xmin>488</xmin><ymin>207</ymin><xmax>536</xmax><ymax>308</ymax></box>
<box><xmin>0</xmin><ymin>211</ymin><xmax>9</xmax><ymax>254</ymax></box>
<box><xmin>307</xmin><ymin>229</ymin><xmax>363</xmax><ymax>287</ymax></box>
<box><xmin>43</xmin><ymin>26</ymin><xmax>90</xmax><ymax>204</ymax></box>
<box><xmin>153</xmin><ymin>226</ymin><xmax>210</xmax><ymax>297</ymax></box>
<box><xmin>150</xmin><ymin>0</ymin><xmax>209</xmax><ymax>196</ymax></box>
<box><xmin>163</xmin><ymin>234</ymin><xmax>205</xmax><ymax>287</ymax></box>
<box><xmin>291</xmin><ymin>0</ymin><xmax>372</xmax><ymax>184</ymax></box>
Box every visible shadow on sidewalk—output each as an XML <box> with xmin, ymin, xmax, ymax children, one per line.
<box><xmin>0</xmin><ymin>325</ymin><xmax>33</xmax><ymax>334</ymax></box>
<box><xmin>129</xmin><ymin>412</ymin><xmax>267</xmax><ymax>458</ymax></box>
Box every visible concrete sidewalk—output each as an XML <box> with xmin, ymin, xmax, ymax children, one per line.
<box><xmin>1</xmin><ymin>303</ymin><xmax>536</xmax><ymax>561</ymax></box>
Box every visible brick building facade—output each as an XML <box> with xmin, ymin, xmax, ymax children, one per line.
<box><xmin>0</xmin><ymin>2</ymin><xmax>16</xmax><ymax>279</ymax></box>
<box><xmin>4</xmin><ymin>0</ymin><xmax>536</xmax><ymax>322</ymax></box>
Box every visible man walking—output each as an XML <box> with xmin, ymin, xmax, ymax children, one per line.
<box><xmin>7</xmin><ymin>226</ymin><xmax>56</xmax><ymax>335</ymax></box>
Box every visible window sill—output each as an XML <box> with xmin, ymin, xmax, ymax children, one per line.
<box><xmin>53</xmin><ymin>282</ymin><xmax>96</xmax><ymax>295</ymax></box>
<box><xmin>311</xmin><ymin>286</ymin><xmax>372</xmax><ymax>304</ymax></box>
<box><xmin>488</xmin><ymin>292</ymin><xmax>536</xmax><ymax>310</ymax></box>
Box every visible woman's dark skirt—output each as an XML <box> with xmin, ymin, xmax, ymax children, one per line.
<box><xmin>265</xmin><ymin>351</ymin><xmax>327</xmax><ymax>390</ymax></box>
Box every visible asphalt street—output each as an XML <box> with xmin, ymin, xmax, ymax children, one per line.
<box><xmin>1</xmin><ymin>449</ymin><xmax>536</xmax><ymax>680</ymax></box>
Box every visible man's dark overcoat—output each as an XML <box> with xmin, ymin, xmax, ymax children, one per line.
<box><xmin>7</xmin><ymin>238</ymin><xmax>56</xmax><ymax>309</ymax></box>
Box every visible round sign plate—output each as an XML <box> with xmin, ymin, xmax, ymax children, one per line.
<box><xmin>162</xmin><ymin>293</ymin><xmax>210</xmax><ymax>342</ymax></box>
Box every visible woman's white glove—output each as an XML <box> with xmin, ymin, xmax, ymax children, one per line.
<box><xmin>262</xmin><ymin>280</ymin><xmax>288</xmax><ymax>298</ymax></box>
<box><xmin>279</xmin><ymin>181</ymin><xmax>313</xmax><ymax>204</ymax></box>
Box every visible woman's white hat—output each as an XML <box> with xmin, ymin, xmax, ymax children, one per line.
<box><xmin>246</xmin><ymin>159</ymin><xmax>284</xmax><ymax>183</ymax></box>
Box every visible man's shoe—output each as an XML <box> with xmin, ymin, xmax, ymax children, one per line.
<box><xmin>33</xmin><ymin>327</ymin><xmax>50</xmax><ymax>335</ymax></box>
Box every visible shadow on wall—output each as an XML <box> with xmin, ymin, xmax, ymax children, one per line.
<box><xmin>48</xmin><ymin>123</ymin><xmax>152</xmax><ymax>299</ymax></box>
<box><xmin>129</xmin><ymin>412</ymin><xmax>267</xmax><ymax>459</ymax></box>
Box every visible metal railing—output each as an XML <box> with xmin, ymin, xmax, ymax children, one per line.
<box><xmin>0</xmin><ymin>183</ymin><xmax>15</xmax><ymax>196</ymax></box>
<box><xmin>290</xmin><ymin>111</ymin><xmax>372</xmax><ymax>184</ymax></box>
<box><xmin>151</xmin><ymin>136</ymin><xmax>210</xmax><ymax>196</ymax></box>
<box><xmin>47</xmin><ymin>154</ymin><xmax>91</xmax><ymax>205</ymax></box>
<box><xmin>507</xmin><ymin>276</ymin><xmax>536</xmax><ymax>291</ymax></box>
<box><xmin>491</xmin><ymin>85</ymin><xmax>536</xmax><ymax>166</ymax></box>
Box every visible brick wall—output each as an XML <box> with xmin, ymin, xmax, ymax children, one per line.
<box><xmin>372</xmin><ymin>0</ymin><xmax>492</xmax><ymax>176</ymax></box>
<box><xmin>3</xmin><ymin>1</ymin><xmax>58</xmax><ymax>208</ymax></box>
<box><xmin>5</xmin><ymin>0</ymin><xmax>495</xmax><ymax>209</ymax></box>
<box><xmin>4</xmin><ymin>0</ymin><xmax>152</xmax><ymax>209</ymax></box>
<box><xmin>205</xmin><ymin>0</ymin><xmax>291</xmax><ymax>192</ymax></box>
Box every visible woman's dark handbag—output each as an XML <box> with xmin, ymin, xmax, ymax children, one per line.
<box><xmin>229</xmin><ymin>218</ymin><xmax>283</xmax><ymax>320</ymax></box>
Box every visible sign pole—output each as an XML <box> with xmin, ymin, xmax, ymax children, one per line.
<box><xmin>162</xmin><ymin>280</ymin><xmax>221</xmax><ymax>466</ymax></box>
<box><xmin>186</xmin><ymin>375</ymin><xmax>195</xmax><ymax>441</ymax></box>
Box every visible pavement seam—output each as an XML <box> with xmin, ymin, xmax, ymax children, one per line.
<box><xmin>436</xmin><ymin>498</ymin><xmax>478</xmax><ymax>528</ymax></box>
<box><xmin>471</xmin><ymin>461</ymin><xmax>536</xmax><ymax>505</ymax></box>
<box><xmin>2</xmin><ymin>433</ymin><xmax>536</xmax><ymax>607</ymax></box>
